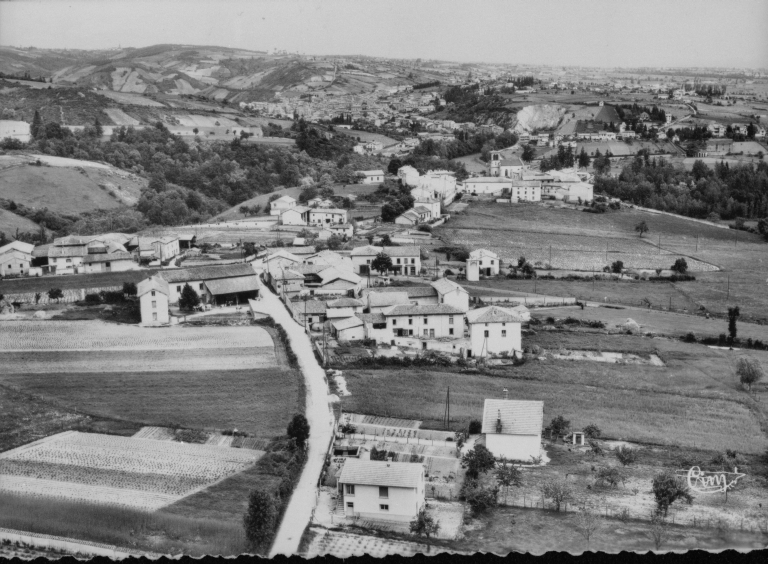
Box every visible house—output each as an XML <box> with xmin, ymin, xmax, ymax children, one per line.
<box><xmin>308</xmin><ymin>208</ymin><xmax>348</xmax><ymax>226</ymax></box>
<box><xmin>0</xmin><ymin>241</ymin><xmax>34</xmax><ymax>277</ymax></box>
<box><xmin>160</xmin><ymin>263</ymin><xmax>259</xmax><ymax>305</ymax></box>
<box><xmin>48</xmin><ymin>236</ymin><xmax>89</xmax><ymax>275</ymax></box>
<box><xmin>329</xmin><ymin>223</ymin><xmax>354</xmax><ymax>238</ymax></box>
<box><xmin>507</xmin><ymin>181</ymin><xmax>541</xmax><ymax>202</ymax></box>
<box><xmin>383</xmin><ymin>304</ymin><xmax>464</xmax><ymax>340</ymax></box>
<box><xmin>418</xmin><ymin>171</ymin><xmax>457</xmax><ymax>205</ymax></box>
<box><xmin>362</xmin><ymin>285</ymin><xmax>439</xmax><ymax>306</ymax></box>
<box><xmin>466</xmin><ymin>249</ymin><xmax>499</xmax><ymax>281</ymax></box>
<box><xmin>357</xmin><ymin>312</ymin><xmax>390</xmax><ymax>342</ymax></box>
<box><xmin>413</xmin><ymin>195</ymin><xmax>441</xmax><ymax>220</ymax></box>
<box><xmin>312</xmin><ymin>267</ymin><xmax>362</xmax><ymax>296</ymax></box>
<box><xmin>0</xmin><ymin>120</ymin><xmax>31</xmax><ymax>142</ymax></box>
<box><xmin>460</xmin><ymin>177</ymin><xmax>512</xmax><ymax>195</ymax></box>
<box><xmin>337</xmin><ymin>459</ymin><xmax>425</xmax><ymax>522</ymax></box>
<box><xmin>271</xmin><ymin>267</ymin><xmax>306</xmax><ymax>296</ymax></box>
<box><xmin>394</xmin><ymin>207</ymin><xmax>430</xmax><ymax>226</ymax></box>
<box><xmin>263</xmin><ymin>250</ymin><xmax>302</xmax><ymax>273</ymax></box>
<box><xmin>467</xmin><ymin>305</ymin><xmax>523</xmax><ymax>358</ymax></box>
<box><xmin>137</xmin><ymin>274</ymin><xmax>170</xmax><ymax>326</ymax></box>
<box><xmin>271</xmin><ymin>195</ymin><xmax>297</xmax><ymax>216</ymax></box>
<box><xmin>292</xmin><ymin>298</ymin><xmax>327</xmax><ymax>327</ymax></box>
<box><xmin>489</xmin><ymin>151</ymin><xmax>524</xmax><ymax>178</ymax></box>
<box><xmin>326</xmin><ymin>297</ymin><xmax>364</xmax><ymax>319</ymax></box>
<box><xmin>280</xmin><ymin>206</ymin><xmax>310</xmax><ymax>225</ymax></box>
<box><xmin>332</xmin><ymin>316</ymin><xmax>366</xmax><ymax>341</ymax></box>
<box><xmin>126</xmin><ymin>236</ymin><xmax>180</xmax><ymax>263</ymax></box>
<box><xmin>82</xmin><ymin>251</ymin><xmax>136</xmax><ymax>274</ymax></box>
<box><xmin>357</xmin><ymin>170</ymin><xmax>385</xmax><ymax>184</ymax></box>
<box><xmin>431</xmin><ymin>277</ymin><xmax>469</xmax><ymax>312</ymax></box>
<box><xmin>366</xmin><ymin>291</ymin><xmax>412</xmax><ymax>313</ymax></box>
<box><xmin>351</xmin><ymin>245</ymin><xmax>421</xmax><ymax>276</ymax></box>
<box><xmin>481</xmin><ymin>399</ymin><xmax>543</xmax><ymax>462</ymax></box>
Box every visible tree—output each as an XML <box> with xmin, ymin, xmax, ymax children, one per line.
<box><xmin>239</xmin><ymin>205</ymin><xmax>250</xmax><ymax>217</ymax></box>
<box><xmin>736</xmin><ymin>358</ymin><xmax>764</xmax><ymax>392</ymax></box>
<box><xmin>575</xmin><ymin>508</ymin><xmax>601</xmax><ymax>548</ymax></box>
<box><xmin>521</xmin><ymin>144</ymin><xmax>536</xmax><ymax>163</ymax></box>
<box><xmin>243</xmin><ymin>488</ymin><xmax>278</xmax><ymax>552</ymax></box>
<box><xmin>646</xmin><ymin>512</ymin><xmax>670</xmax><ymax>551</ymax></box>
<box><xmin>611</xmin><ymin>260</ymin><xmax>624</xmax><ymax>274</ymax></box>
<box><xmin>388</xmin><ymin>158</ymin><xmax>403</xmax><ymax>175</ymax></box>
<box><xmin>652</xmin><ymin>471</ymin><xmax>693</xmax><ymax>516</ymax></box>
<box><xmin>371</xmin><ymin>252</ymin><xmax>393</xmax><ymax>275</ymax></box>
<box><xmin>287</xmin><ymin>413</ymin><xmax>310</xmax><ymax>448</ymax></box>
<box><xmin>583</xmin><ymin>423</ymin><xmax>601</xmax><ymax>439</ymax></box>
<box><xmin>47</xmin><ymin>288</ymin><xmax>63</xmax><ymax>302</ymax></box>
<box><xmin>326</xmin><ymin>234</ymin><xmax>342</xmax><ymax>250</ymax></box>
<box><xmin>578</xmin><ymin>148</ymin><xmax>591</xmax><ymax>169</ymax></box>
<box><xmin>540</xmin><ymin>479</ymin><xmax>573</xmax><ymax>512</ymax></box>
<box><xmin>495</xmin><ymin>458</ymin><xmax>523</xmax><ymax>503</ymax></box>
<box><xmin>728</xmin><ymin>306</ymin><xmax>740</xmax><ymax>345</ymax></box>
<box><xmin>461</xmin><ymin>444</ymin><xmax>496</xmax><ymax>480</ymax></box>
<box><xmin>595</xmin><ymin>466</ymin><xmax>626</xmax><ymax>488</ymax></box>
<box><xmin>671</xmin><ymin>258</ymin><xmax>688</xmax><ymax>275</ymax></box>
<box><xmin>243</xmin><ymin>242</ymin><xmax>258</xmax><ymax>256</ymax></box>
<box><xmin>615</xmin><ymin>446</ymin><xmax>639</xmax><ymax>466</ymax></box>
<box><xmin>31</xmin><ymin>110</ymin><xmax>43</xmax><ymax>139</ymax></box>
<box><xmin>409</xmin><ymin>507</ymin><xmax>439</xmax><ymax>538</ymax></box>
<box><xmin>122</xmin><ymin>282</ymin><xmax>137</xmax><ymax>296</ymax></box>
<box><xmin>193</xmin><ymin>127</ymin><xmax>199</xmax><ymax>135</ymax></box>
<box><xmin>462</xmin><ymin>481</ymin><xmax>499</xmax><ymax>515</ymax></box>
<box><xmin>178</xmin><ymin>283</ymin><xmax>200</xmax><ymax>310</ymax></box>
<box><xmin>635</xmin><ymin>221</ymin><xmax>649</xmax><ymax>238</ymax></box>
<box><xmin>93</xmin><ymin>118</ymin><xmax>103</xmax><ymax>137</ymax></box>
<box><xmin>549</xmin><ymin>415</ymin><xmax>570</xmax><ymax>438</ymax></box>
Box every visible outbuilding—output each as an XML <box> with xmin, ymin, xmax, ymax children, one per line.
<box><xmin>481</xmin><ymin>398</ymin><xmax>543</xmax><ymax>462</ymax></box>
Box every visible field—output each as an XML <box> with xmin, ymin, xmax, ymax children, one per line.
<box><xmin>437</xmin><ymin>202</ymin><xmax>768</xmax><ymax>320</ymax></box>
<box><xmin>339</xmin><ymin>334</ymin><xmax>768</xmax><ymax>454</ymax></box>
<box><xmin>335</xmin><ymin>130</ymin><xmax>399</xmax><ymax>147</ymax></box>
<box><xmin>0</xmin><ymin>431</ymin><xmax>262</xmax><ymax>511</ymax></box>
<box><xmin>0</xmin><ymin>269</ymin><xmax>158</xmax><ymax>295</ymax></box>
<box><xmin>0</xmin><ymin>207</ymin><xmax>40</xmax><ymax>233</ymax></box>
<box><xmin>99</xmin><ymin>91</ymin><xmax>166</xmax><ymax>107</ymax></box>
<box><xmin>103</xmin><ymin>108</ymin><xmax>140</xmax><ymax>126</ymax></box>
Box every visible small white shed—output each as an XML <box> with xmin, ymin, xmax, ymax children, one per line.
<box><xmin>482</xmin><ymin>399</ymin><xmax>543</xmax><ymax>462</ymax></box>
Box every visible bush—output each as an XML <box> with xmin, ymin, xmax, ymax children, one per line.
<box><xmin>122</xmin><ymin>282</ymin><xmax>138</xmax><ymax>296</ymax></box>
<box><xmin>84</xmin><ymin>293</ymin><xmax>102</xmax><ymax>304</ymax></box>
<box><xmin>287</xmin><ymin>414</ymin><xmax>310</xmax><ymax>448</ymax></box>
<box><xmin>583</xmin><ymin>423</ymin><xmax>601</xmax><ymax>439</ymax></box>
<box><xmin>99</xmin><ymin>291</ymin><xmax>125</xmax><ymax>304</ymax></box>
<box><xmin>460</xmin><ymin>480</ymin><xmax>499</xmax><ymax>515</ymax></box>
<box><xmin>683</xmin><ymin>332</ymin><xmax>697</xmax><ymax>343</ymax></box>
<box><xmin>595</xmin><ymin>466</ymin><xmax>626</xmax><ymax>488</ymax></box>
<box><xmin>468</xmin><ymin>419</ymin><xmax>482</xmax><ymax>434</ymax></box>
<box><xmin>652</xmin><ymin>471</ymin><xmax>693</xmax><ymax>516</ymax></box>
<box><xmin>540</xmin><ymin>479</ymin><xmax>573</xmax><ymax>511</ymax></box>
<box><xmin>243</xmin><ymin>489</ymin><xmax>278</xmax><ymax>553</ymax></box>
<box><xmin>615</xmin><ymin>446</ymin><xmax>639</xmax><ymax>466</ymax></box>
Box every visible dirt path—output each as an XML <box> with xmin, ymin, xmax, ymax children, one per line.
<box><xmin>248</xmin><ymin>292</ymin><xmax>334</xmax><ymax>557</ymax></box>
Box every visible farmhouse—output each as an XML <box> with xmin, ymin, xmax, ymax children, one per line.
<box><xmin>48</xmin><ymin>236</ymin><xmax>89</xmax><ymax>275</ymax></box>
<box><xmin>460</xmin><ymin>177</ymin><xmax>511</xmax><ymax>195</ymax></box>
<box><xmin>337</xmin><ymin>459</ymin><xmax>425</xmax><ymax>522</ymax></box>
<box><xmin>366</xmin><ymin>291</ymin><xmax>411</xmax><ymax>313</ymax></box>
<box><xmin>351</xmin><ymin>245</ymin><xmax>421</xmax><ymax>276</ymax></box>
<box><xmin>362</xmin><ymin>285</ymin><xmax>439</xmax><ymax>306</ymax></box>
<box><xmin>383</xmin><ymin>304</ymin><xmax>464</xmax><ymax>340</ymax></box>
<box><xmin>271</xmin><ymin>195</ymin><xmax>297</xmax><ymax>216</ymax></box>
<box><xmin>357</xmin><ymin>170</ymin><xmax>385</xmax><ymax>184</ymax></box>
<box><xmin>506</xmin><ymin>181</ymin><xmax>541</xmax><ymax>202</ymax></box>
<box><xmin>481</xmin><ymin>399</ymin><xmax>543</xmax><ymax>462</ymax></box>
<box><xmin>280</xmin><ymin>206</ymin><xmax>310</xmax><ymax>225</ymax></box>
<box><xmin>431</xmin><ymin>277</ymin><xmax>469</xmax><ymax>312</ymax></box>
<box><xmin>466</xmin><ymin>249</ymin><xmax>499</xmax><ymax>281</ymax></box>
<box><xmin>126</xmin><ymin>236</ymin><xmax>180</xmax><ymax>262</ymax></box>
<box><xmin>82</xmin><ymin>251</ymin><xmax>137</xmax><ymax>274</ymax></box>
<box><xmin>308</xmin><ymin>208</ymin><xmax>348</xmax><ymax>226</ymax></box>
<box><xmin>0</xmin><ymin>241</ymin><xmax>34</xmax><ymax>277</ymax></box>
<box><xmin>397</xmin><ymin>165</ymin><xmax>420</xmax><ymax>187</ymax></box>
<box><xmin>160</xmin><ymin>263</ymin><xmax>260</xmax><ymax>305</ymax></box>
<box><xmin>395</xmin><ymin>206</ymin><xmax>431</xmax><ymax>226</ymax></box>
<box><xmin>467</xmin><ymin>305</ymin><xmax>523</xmax><ymax>358</ymax></box>
<box><xmin>137</xmin><ymin>274</ymin><xmax>170</xmax><ymax>326</ymax></box>
<box><xmin>332</xmin><ymin>316</ymin><xmax>366</xmax><ymax>341</ymax></box>
<box><xmin>291</xmin><ymin>298</ymin><xmax>328</xmax><ymax>327</ymax></box>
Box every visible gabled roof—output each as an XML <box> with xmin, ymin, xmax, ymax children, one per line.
<box><xmin>160</xmin><ymin>263</ymin><xmax>256</xmax><ymax>284</ymax></box>
<box><xmin>383</xmin><ymin>304</ymin><xmax>463</xmax><ymax>316</ymax></box>
<box><xmin>350</xmin><ymin>245</ymin><xmax>382</xmax><ymax>257</ymax></box>
<box><xmin>0</xmin><ymin>241</ymin><xmax>34</xmax><ymax>255</ymax></box>
<box><xmin>273</xmin><ymin>195</ymin><xmax>296</xmax><ymax>204</ymax></box>
<box><xmin>53</xmin><ymin>236</ymin><xmax>89</xmax><ymax>246</ymax></box>
<box><xmin>318</xmin><ymin>267</ymin><xmax>361</xmax><ymax>285</ymax></box>
<box><xmin>499</xmin><ymin>155</ymin><xmax>523</xmax><ymax>167</ymax></box>
<box><xmin>328</xmin><ymin>298</ymin><xmax>363</xmax><ymax>308</ymax></box>
<box><xmin>204</xmin><ymin>275</ymin><xmax>261</xmax><ymax>296</ymax></box>
<box><xmin>368</xmin><ymin>291</ymin><xmax>411</xmax><ymax>307</ymax></box>
<box><xmin>362</xmin><ymin>286</ymin><xmax>437</xmax><ymax>299</ymax></box>
<box><xmin>332</xmin><ymin>316</ymin><xmax>364</xmax><ymax>331</ymax></box>
<box><xmin>274</xmin><ymin>267</ymin><xmax>306</xmax><ymax>281</ymax></box>
<box><xmin>430</xmin><ymin>277</ymin><xmax>466</xmax><ymax>296</ymax></box>
<box><xmin>463</xmin><ymin>177</ymin><xmax>511</xmax><ymax>184</ymax></box>
<box><xmin>357</xmin><ymin>169</ymin><xmax>385</xmax><ymax>176</ymax></box>
<box><xmin>357</xmin><ymin>312</ymin><xmax>386</xmax><ymax>324</ymax></box>
<box><xmin>482</xmin><ymin>399</ymin><xmax>544</xmax><ymax>436</ymax></box>
<box><xmin>264</xmin><ymin>250</ymin><xmax>301</xmax><ymax>263</ymax></box>
<box><xmin>293</xmin><ymin>299</ymin><xmax>327</xmax><ymax>314</ymax></box>
<box><xmin>282</xmin><ymin>205</ymin><xmax>310</xmax><ymax>215</ymax></box>
<box><xmin>137</xmin><ymin>274</ymin><xmax>169</xmax><ymax>298</ymax></box>
<box><xmin>339</xmin><ymin>459</ymin><xmax>423</xmax><ymax>488</ymax></box>
<box><xmin>384</xmin><ymin>246</ymin><xmax>420</xmax><ymax>258</ymax></box>
<box><xmin>467</xmin><ymin>305</ymin><xmax>525</xmax><ymax>324</ymax></box>
<box><xmin>309</xmin><ymin>208</ymin><xmax>348</xmax><ymax>215</ymax></box>
<box><xmin>469</xmin><ymin>249</ymin><xmax>498</xmax><ymax>260</ymax></box>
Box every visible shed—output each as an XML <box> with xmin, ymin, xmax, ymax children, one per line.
<box><xmin>481</xmin><ymin>398</ymin><xmax>543</xmax><ymax>462</ymax></box>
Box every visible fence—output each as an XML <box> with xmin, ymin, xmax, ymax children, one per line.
<box><xmin>0</xmin><ymin>527</ymin><xmax>160</xmax><ymax>559</ymax></box>
<box><xmin>473</xmin><ymin>295</ymin><xmax>577</xmax><ymax>307</ymax></box>
<box><xmin>343</xmin><ymin>432</ymin><xmax>455</xmax><ymax>448</ymax></box>
<box><xmin>3</xmin><ymin>285</ymin><xmax>124</xmax><ymax>305</ymax></box>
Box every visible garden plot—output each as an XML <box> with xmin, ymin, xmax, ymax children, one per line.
<box><xmin>174</xmin><ymin>114</ymin><xmax>240</xmax><ymax>128</ymax></box>
<box><xmin>345</xmin><ymin>413</ymin><xmax>421</xmax><ymax>429</ymax></box>
<box><xmin>99</xmin><ymin>91</ymin><xmax>165</xmax><ymax>107</ymax></box>
<box><xmin>0</xmin><ymin>321</ymin><xmax>274</xmax><ymax>352</ymax></box>
<box><xmin>547</xmin><ymin>350</ymin><xmax>665</xmax><ymax>366</ymax></box>
<box><xmin>103</xmin><ymin>108</ymin><xmax>140</xmax><ymax>126</ymax></box>
<box><xmin>304</xmin><ymin>527</ymin><xmax>429</xmax><ymax>558</ymax></box>
<box><xmin>0</xmin><ymin>431</ymin><xmax>262</xmax><ymax>511</ymax></box>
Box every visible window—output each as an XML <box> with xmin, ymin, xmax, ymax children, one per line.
<box><xmin>449</xmin><ymin>316</ymin><xmax>454</xmax><ymax>325</ymax></box>
<box><xmin>484</xmin><ymin>330</ymin><xmax>489</xmax><ymax>337</ymax></box>
<box><xmin>152</xmin><ymin>301</ymin><xmax>157</xmax><ymax>309</ymax></box>
<box><xmin>502</xmin><ymin>330</ymin><xmax>507</xmax><ymax>337</ymax></box>
<box><xmin>379</xmin><ymin>504</ymin><xmax>389</xmax><ymax>511</ymax></box>
<box><xmin>199</xmin><ymin>283</ymin><xmax>204</xmax><ymax>290</ymax></box>
<box><xmin>346</xmin><ymin>502</ymin><xmax>354</xmax><ymax>508</ymax></box>
<box><xmin>177</xmin><ymin>286</ymin><xmax>181</xmax><ymax>292</ymax></box>
<box><xmin>105</xmin><ymin>262</ymin><xmax>111</xmax><ymax>268</ymax></box>
<box><xmin>151</xmin><ymin>291</ymin><xmax>156</xmax><ymax>297</ymax></box>
<box><xmin>345</xmin><ymin>484</ymin><xmax>355</xmax><ymax>495</ymax></box>
<box><xmin>423</xmin><ymin>317</ymin><xmax>428</xmax><ymax>324</ymax></box>
<box><xmin>152</xmin><ymin>313</ymin><xmax>157</xmax><ymax>321</ymax></box>
<box><xmin>408</xmin><ymin>318</ymin><xmax>413</xmax><ymax>325</ymax></box>
<box><xmin>449</xmin><ymin>328</ymin><xmax>454</xmax><ymax>335</ymax></box>
<box><xmin>502</xmin><ymin>322</ymin><xmax>506</xmax><ymax>327</ymax></box>
<box><xmin>491</xmin><ymin>260</ymin><xmax>495</xmax><ymax>265</ymax></box>
<box><xmin>392</xmin><ymin>319</ymin><xmax>397</xmax><ymax>326</ymax></box>
<box><xmin>411</xmin><ymin>258</ymin><xmax>415</xmax><ymax>264</ymax></box>
<box><xmin>423</xmin><ymin>329</ymin><xmax>429</xmax><ymax>337</ymax></box>
<box><xmin>397</xmin><ymin>258</ymin><xmax>401</xmax><ymax>264</ymax></box>
<box><xmin>379</xmin><ymin>486</ymin><xmax>389</xmax><ymax>498</ymax></box>
<box><xmin>66</xmin><ymin>259</ymin><xmax>72</xmax><ymax>263</ymax></box>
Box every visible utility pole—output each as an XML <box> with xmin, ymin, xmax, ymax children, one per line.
<box><xmin>726</xmin><ymin>276</ymin><xmax>730</xmax><ymax>302</ymax></box>
<box><xmin>669</xmin><ymin>296</ymin><xmax>672</xmax><ymax>311</ymax></box>
<box><xmin>549</xmin><ymin>245</ymin><xmax>552</xmax><ymax>264</ymax></box>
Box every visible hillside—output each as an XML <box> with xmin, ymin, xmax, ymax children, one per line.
<box><xmin>0</xmin><ymin>154</ymin><xmax>145</xmax><ymax>218</ymax></box>
<box><xmin>0</xmin><ymin>207</ymin><xmax>40</xmax><ymax>235</ymax></box>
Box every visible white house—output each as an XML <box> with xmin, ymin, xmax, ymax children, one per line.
<box><xmin>460</xmin><ymin>177</ymin><xmax>512</xmax><ymax>195</ymax></box>
<box><xmin>395</xmin><ymin>206</ymin><xmax>431</xmax><ymax>226</ymax></box>
<box><xmin>308</xmin><ymin>208</ymin><xmax>348</xmax><ymax>226</ymax></box>
<box><xmin>330</xmin><ymin>223</ymin><xmax>354</xmax><ymax>238</ymax></box>
<box><xmin>383</xmin><ymin>304</ymin><xmax>464</xmax><ymax>340</ymax></box>
<box><xmin>357</xmin><ymin>170</ymin><xmax>385</xmax><ymax>184</ymax></box>
<box><xmin>467</xmin><ymin>305</ymin><xmax>523</xmax><ymax>358</ymax></box>
<box><xmin>332</xmin><ymin>316</ymin><xmax>366</xmax><ymax>341</ymax></box>
<box><xmin>270</xmin><ymin>195</ymin><xmax>297</xmax><ymax>216</ymax></box>
<box><xmin>351</xmin><ymin>245</ymin><xmax>421</xmax><ymax>276</ymax></box>
<box><xmin>397</xmin><ymin>165</ymin><xmax>420</xmax><ymax>187</ymax></box>
<box><xmin>419</xmin><ymin>171</ymin><xmax>457</xmax><ymax>205</ymax></box>
<box><xmin>366</xmin><ymin>291</ymin><xmax>412</xmax><ymax>313</ymax></box>
<box><xmin>0</xmin><ymin>120</ymin><xmax>31</xmax><ymax>143</ymax></box>
<box><xmin>431</xmin><ymin>277</ymin><xmax>469</xmax><ymax>312</ymax></box>
<box><xmin>160</xmin><ymin>263</ymin><xmax>259</xmax><ymax>305</ymax></box>
<box><xmin>137</xmin><ymin>274</ymin><xmax>170</xmax><ymax>326</ymax></box>
<box><xmin>280</xmin><ymin>206</ymin><xmax>310</xmax><ymax>225</ymax></box>
<box><xmin>337</xmin><ymin>459</ymin><xmax>425</xmax><ymax>522</ymax></box>
<box><xmin>508</xmin><ymin>181</ymin><xmax>541</xmax><ymax>202</ymax></box>
<box><xmin>82</xmin><ymin>251</ymin><xmax>137</xmax><ymax>274</ymax></box>
<box><xmin>413</xmin><ymin>196</ymin><xmax>441</xmax><ymax>220</ymax></box>
<box><xmin>326</xmin><ymin>297</ymin><xmax>364</xmax><ymax>319</ymax></box>
<box><xmin>489</xmin><ymin>151</ymin><xmax>524</xmax><ymax>179</ymax></box>
<box><xmin>481</xmin><ymin>398</ymin><xmax>543</xmax><ymax>462</ymax></box>
<box><xmin>48</xmin><ymin>236</ymin><xmax>89</xmax><ymax>275</ymax></box>
<box><xmin>0</xmin><ymin>241</ymin><xmax>34</xmax><ymax>277</ymax></box>
<box><xmin>466</xmin><ymin>249</ymin><xmax>499</xmax><ymax>281</ymax></box>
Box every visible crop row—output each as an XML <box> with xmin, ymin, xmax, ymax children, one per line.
<box><xmin>0</xmin><ymin>321</ymin><xmax>274</xmax><ymax>351</ymax></box>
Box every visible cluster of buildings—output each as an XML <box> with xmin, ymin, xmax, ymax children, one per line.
<box><xmin>270</xmin><ymin>195</ymin><xmax>351</xmax><ymax>230</ymax></box>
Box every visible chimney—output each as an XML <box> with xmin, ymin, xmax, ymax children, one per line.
<box><xmin>496</xmin><ymin>409</ymin><xmax>502</xmax><ymax>434</ymax></box>
<box><xmin>503</xmin><ymin>388</ymin><xmax>509</xmax><ymax>400</ymax></box>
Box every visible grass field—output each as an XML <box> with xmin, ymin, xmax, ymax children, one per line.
<box><xmin>0</xmin><ymin>269</ymin><xmax>158</xmax><ymax>295</ymax></box>
<box><xmin>339</xmin><ymin>335</ymin><xmax>768</xmax><ymax>454</ymax></box>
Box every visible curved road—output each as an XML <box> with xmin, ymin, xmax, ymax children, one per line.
<box><xmin>248</xmin><ymin>291</ymin><xmax>334</xmax><ymax>557</ymax></box>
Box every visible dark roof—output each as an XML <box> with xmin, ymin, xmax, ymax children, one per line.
<box><xmin>204</xmin><ymin>275</ymin><xmax>261</xmax><ymax>296</ymax></box>
<box><xmin>357</xmin><ymin>312</ymin><xmax>386</xmax><ymax>324</ymax></box>
<box><xmin>160</xmin><ymin>263</ymin><xmax>255</xmax><ymax>284</ymax></box>
<box><xmin>363</xmin><ymin>286</ymin><xmax>437</xmax><ymax>298</ymax></box>
<box><xmin>383</xmin><ymin>304</ymin><xmax>464</xmax><ymax>316</ymax></box>
<box><xmin>593</xmin><ymin>105</ymin><xmax>621</xmax><ymax>124</ymax></box>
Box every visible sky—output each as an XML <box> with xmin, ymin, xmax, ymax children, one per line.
<box><xmin>1</xmin><ymin>0</ymin><xmax>767</xmax><ymax>69</ymax></box>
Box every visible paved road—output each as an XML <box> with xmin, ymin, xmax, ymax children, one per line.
<box><xmin>248</xmin><ymin>291</ymin><xmax>334</xmax><ymax>557</ymax></box>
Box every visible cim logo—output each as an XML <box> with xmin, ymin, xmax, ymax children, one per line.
<box><xmin>677</xmin><ymin>466</ymin><xmax>745</xmax><ymax>494</ymax></box>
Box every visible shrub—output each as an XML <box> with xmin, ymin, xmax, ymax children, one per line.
<box><xmin>122</xmin><ymin>282</ymin><xmax>138</xmax><ymax>296</ymax></box>
<box><xmin>583</xmin><ymin>423</ymin><xmax>601</xmax><ymax>439</ymax></box>
<box><xmin>99</xmin><ymin>291</ymin><xmax>125</xmax><ymax>304</ymax></box>
<box><xmin>468</xmin><ymin>419</ymin><xmax>482</xmax><ymax>435</ymax></box>
<box><xmin>540</xmin><ymin>479</ymin><xmax>573</xmax><ymax>512</ymax></box>
<box><xmin>549</xmin><ymin>415</ymin><xmax>570</xmax><ymax>437</ymax></box>
<box><xmin>683</xmin><ymin>332</ymin><xmax>697</xmax><ymax>343</ymax></box>
<box><xmin>243</xmin><ymin>489</ymin><xmax>278</xmax><ymax>553</ymax></box>
<box><xmin>409</xmin><ymin>508</ymin><xmax>439</xmax><ymax>538</ymax></box>
<box><xmin>47</xmin><ymin>288</ymin><xmax>63</xmax><ymax>302</ymax></box>
<box><xmin>461</xmin><ymin>444</ymin><xmax>496</xmax><ymax>479</ymax></box>
<box><xmin>461</xmin><ymin>480</ymin><xmax>499</xmax><ymax>515</ymax></box>
<box><xmin>84</xmin><ymin>293</ymin><xmax>102</xmax><ymax>304</ymax></box>
<box><xmin>287</xmin><ymin>414</ymin><xmax>310</xmax><ymax>448</ymax></box>
<box><xmin>615</xmin><ymin>446</ymin><xmax>639</xmax><ymax>466</ymax></box>
<box><xmin>595</xmin><ymin>466</ymin><xmax>626</xmax><ymax>488</ymax></box>
<box><xmin>652</xmin><ymin>471</ymin><xmax>693</xmax><ymax>516</ymax></box>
